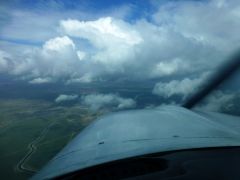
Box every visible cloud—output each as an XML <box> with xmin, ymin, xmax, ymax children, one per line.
<box><xmin>60</xmin><ymin>17</ymin><xmax>143</xmax><ymax>74</ymax></box>
<box><xmin>0</xmin><ymin>1</ymin><xmax>134</xmax><ymax>42</ymax></box>
<box><xmin>43</xmin><ymin>36</ymin><xmax>75</xmax><ymax>51</ymax></box>
<box><xmin>152</xmin><ymin>0</ymin><xmax>240</xmax><ymax>52</ymax></box>
<box><xmin>0</xmin><ymin>50</ymin><xmax>10</xmax><ymax>72</ymax></box>
<box><xmin>81</xmin><ymin>93</ymin><xmax>136</xmax><ymax>111</ymax></box>
<box><xmin>193</xmin><ymin>90</ymin><xmax>240</xmax><ymax>116</ymax></box>
<box><xmin>150</xmin><ymin>58</ymin><xmax>189</xmax><ymax>78</ymax></box>
<box><xmin>76</xmin><ymin>51</ymin><xmax>86</xmax><ymax>61</ymax></box>
<box><xmin>153</xmin><ymin>73</ymin><xmax>209</xmax><ymax>100</ymax></box>
<box><xmin>195</xmin><ymin>90</ymin><xmax>238</xmax><ymax>112</ymax></box>
<box><xmin>55</xmin><ymin>94</ymin><xmax>79</xmax><ymax>103</ymax></box>
<box><xmin>66</xmin><ymin>73</ymin><xmax>93</xmax><ymax>84</ymax></box>
<box><xmin>198</xmin><ymin>90</ymin><xmax>236</xmax><ymax>112</ymax></box>
<box><xmin>1</xmin><ymin>0</ymin><xmax>240</xmax><ymax>85</ymax></box>
<box><xmin>60</xmin><ymin>17</ymin><xmax>142</xmax><ymax>47</ymax></box>
<box><xmin>0</xmin><ymin>10</ymin><xmax>57</xmax><ymax>42</ymax></box>
<box><xmin>29</xmin><ymin>77</ymin><xmax>53</xmax><ymax>84</ymax></box>
<box><xmin>4</xmin><ymin>36</ymin><xmax>84</xmax><ymax>82</ymax></box>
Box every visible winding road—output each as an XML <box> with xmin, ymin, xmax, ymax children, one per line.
<box><xmin>15</xmin><ymin>121</ymin><xmax>56</xmax><ymax>174</ymax></box>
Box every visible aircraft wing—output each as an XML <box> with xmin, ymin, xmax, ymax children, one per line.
<box><xmin>31</xmin><ymin>106</ymin><xmax>240</xmax><ymax>179</ymax></box>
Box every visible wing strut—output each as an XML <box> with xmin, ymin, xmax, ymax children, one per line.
<box><xmin>183</xmin><ymin>51</ymin><xmax>240</xmax><ymax>109</ymax></box>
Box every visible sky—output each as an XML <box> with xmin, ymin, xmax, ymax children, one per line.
<box><xmin>1</xmin><ymin>0</ymin><xmax>240</xmax><ymax>109</ymax></box>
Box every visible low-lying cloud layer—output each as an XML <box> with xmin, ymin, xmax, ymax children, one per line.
<box><xmin>81</xmin><ymin>93</ymin><xmax>136</xmax><ymax>111</ymax></box>
<box><xmin>201</xmin><ymin>91</ymin><xmax>235</xmax><ymax>112</ymax></box>
<box><xmin>152</xmin><ymin>72</ymin><xmax>209</xmax><ymax>100</ymax></box>
<box><xmin>55</xmin><ymin>94</ymin><xmax>79</xmax><ymax>103</ymax></box>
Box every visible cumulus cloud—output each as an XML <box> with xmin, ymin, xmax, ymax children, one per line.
<box><xmin>3</xmin><ymin>36</ymin><xmax>85</xmax><ymax>82</ymax></box>
<box><xmin>1</xmin><ymin>0</ymin><xmax>240</xmax><ymax>84</ymax></box>
<box><xmin>60</xmin><ymin>17</ymin><xmax>142</xmax><ymax>47</ymax></box>
<box><xmin>198</xmin><ymin>91</ymin><xmax>235</xmax><ymax>112</ymax></box>
<box><xmin>43</xmin><ymin>36</ymin><xmax>75</xmax><ymax>51</ymax></box>
<box><xmin>66</xmin><ymin>73</ymin><xmax>93</xmax><ymax>84</ymax></box>
<box><xmin>60</xmin><ymin>17</ymin><xmax>143</xmax><ymax>73</ymax></box>
<box><xmin>153</xmin><ymin>73</ymin><xmax>209</xmax><ymax>100</ymax></box>
<box><xmin>81</xmin><ymin>93</ymin><xmax>136</xmax><ymax>111</ymax></box>
<box><xmin>150</xmin><ymin>58</ymin><xmax>189</xmax><ymax>78</ymax></box>
<box><xmin>29</xmin><ymin>77</ymin><xmax>53</xmax><ymax>84</ymax></box>
<box><xmin>193</xmin><ymin>90</ymin><xmax>240</xmax><ymax>116</ymax></box>
<box><xmin>153</xmin><ymin>0</ymin><xmax>240</xmax><ymax>52</ymax></box>
<box><xmin>55</xmin><ymin>94</ymin><xmax>79</xmax><ymax>103</ymax></box>
<box><xmin>39</xmin><ymin>36</ymin><xmax>80</xmax><ymax>77</ymax></box>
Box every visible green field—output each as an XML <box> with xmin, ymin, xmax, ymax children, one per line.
<box><xmin>0</xmin><ymin>99</ymin><xmax>101</xmax><ymax>180</ymax></box>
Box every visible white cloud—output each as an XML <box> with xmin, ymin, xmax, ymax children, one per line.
<box><xmin>66</xmin><ymin>73</ymin><xmax>93</xmax><ymax>84</ymax></box>
<box><xmin>196</xmin><ymin>91</ymin><xmax>236</xmax><ymax>112</ymax></box>
<box><xmin>55</xmin><ymin>94</ymin><xmax>79</xmax><ymax>103</ymax></box>
<box><xmin>153</xmin><ymin>73</ymin><xmax>209</xmax><ymax>99</ymax></box>
<box><xmin>153</xmin><ymin>0</ymin><xmax>240</xmax><ymax>52</ymax></box>
<box><xmin>43</xmin><ymin>36</ymin><xmax>75</xmax><ymax>51</ymax></box>
<box><xmin>60</xmin><ymin>17</ymin><xmax>143</xmax><ymax>73</ymax></box>
<box><xmin>29</xmin><ymin>77</ymin><xmax>53</xmax><ymax>84</ymax></box>
<box><xmin>6</xmin><ymin>36</ymin><xmax>87</xmax><ymax>82</ymax></box>
<box><xmin>81</xmin><ymin>93</ymin><xmax>136</xmax><ymax>111</ymax></box>
<box><xmin>60</xmin><ymin>17</ymin><xmax>142</xmax><ymax>47</ymax></box>
<box><xmin>150</xmin><ymin>58</ymin><xmax>189</xmax><ymax>78</ymax></box>
<box><xmin>1</xmin><ymin>0</ymin><xmax>240</xmax><ymax>85</ymax></box>
<box><xmin>77</xmin><ymin>51</ymin><xmax>86</xmax><ymax>61</ymax></box>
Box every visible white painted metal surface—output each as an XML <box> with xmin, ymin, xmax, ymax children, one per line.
<box><xmin>32</xmin><ymin>106</ymin><xmax>240</xmax><ymax>179</ymax></box>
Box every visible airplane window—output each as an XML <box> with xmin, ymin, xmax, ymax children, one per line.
<box><xmin>0</xmin><ymin>0</ymin><xmax>240</xmax><ymax>179</ymax></box>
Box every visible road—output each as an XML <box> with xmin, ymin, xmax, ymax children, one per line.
<box><xmin>15</xmin><ymin>121</ymin><xmax>55</xmax><ymax>174</ymax></box>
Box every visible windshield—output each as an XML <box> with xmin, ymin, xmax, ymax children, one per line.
<box><xmin>0</xmin><ymin>0</ymin><xmax>240</xmax><ymax>179</ymax></box>
<box><xmin>195</xmin><ymin>67</ymin><xmax>240</xmax><ymax>116</ymax></box>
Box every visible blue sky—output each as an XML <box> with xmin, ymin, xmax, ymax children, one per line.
<box><xmin>2</xmin><ymin>0</ymin><xmax>155</xmax><ymax>12</ymax></box>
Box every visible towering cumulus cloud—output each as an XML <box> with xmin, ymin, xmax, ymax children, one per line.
<box><xmin>60</xmin><ymin>17</ymin><xmax>143</xmax><ymax>75</ymax></box>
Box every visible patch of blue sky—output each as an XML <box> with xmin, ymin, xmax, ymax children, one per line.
<box><xmin>0</xmin><ymin>37</ymin><xmax>43</xmax><ymax>46</ymax></box>
<box><xmin>4</xmin><ymin>0</ymin><xmax>156</xmax><ymax>22</ymax></box>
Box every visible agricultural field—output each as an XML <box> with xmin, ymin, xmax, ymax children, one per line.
<box><xmin>0</xmin><ymin>99</ymin><xmax>100</xmax><ymax>180</ymax></box>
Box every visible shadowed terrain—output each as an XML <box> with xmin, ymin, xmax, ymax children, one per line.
<box><xmin>0</xmin><ymin>99</ymin><xmax>100</xmax><ymax>179</ymax></box>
